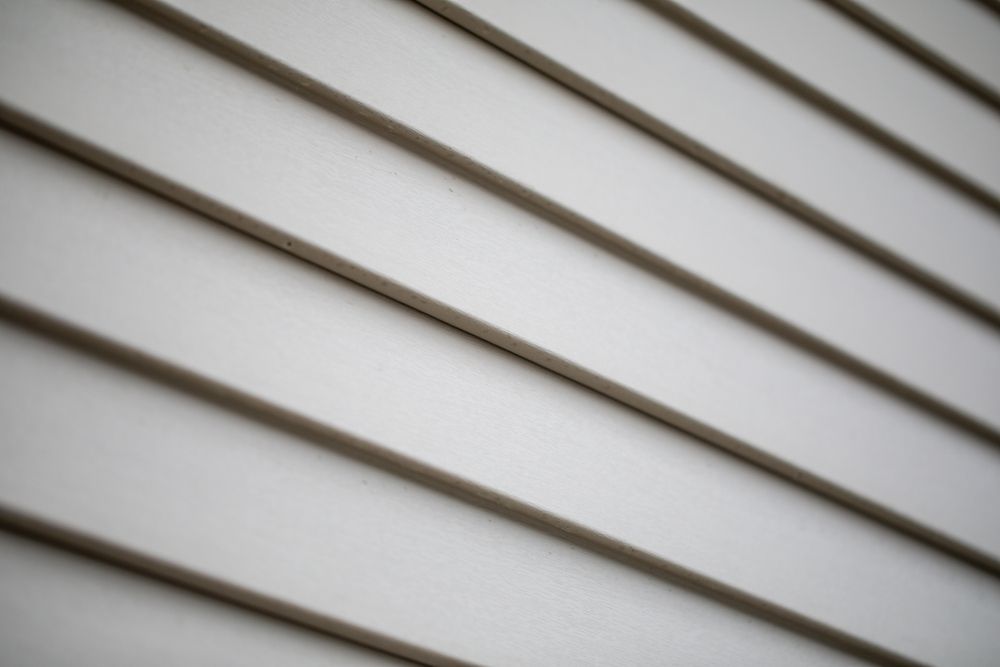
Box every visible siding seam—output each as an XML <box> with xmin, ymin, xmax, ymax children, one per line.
<box><xmin>0</xmin><ymin>302</ymin><xmax>923</xmax><ymax>667</ymax></box>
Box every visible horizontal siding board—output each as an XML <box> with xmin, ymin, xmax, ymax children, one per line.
<box><xmin>2</xmin><ymin>0</ymin><xmax>1000</xmax><ymax>565</ymax></box>
<box><xmin>411</xmin><ymin>0</ymin><xmax>1000</xmax><ymax>321</ymax></box>
<box><xmin>665</xmin><ymin>0</ymin><xmax>1000</xmax><ymax>198</ymax></box>
<box><xmin>125</xmin><ymin>0</ymin><xmax>1000</xmax><ymax>435</ymax></box>
<box><xmin>0</xmin><ymin>323</ymin><xmax>877</xmax><ymax>667</ymax></box>
<box><xmin>2</xmin><ymin>131</ymin><xmax>1000</xmax><ymax>665</ymax></box>
<box><xmin>0</xmin><ymin>531</ymin><xmax>414</xmax><ymax>667</ymax></box>
<box><xmin>841</xmin><ymin>0</ymin><xmax>1000</xmax><ymax>99</ymax></box>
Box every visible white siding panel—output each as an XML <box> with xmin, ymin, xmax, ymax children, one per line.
<box><xmin>412</xmin><ymin>0</ymin><xmax>1000</xmax><ymax>320</ymax></box>
<box><xmin>2</xmin><ymin>131</ymin><xmax>1000</xmax><ymax>665</ymax></box>
<box><xmin>133</xmin><ymin>0</ymin><xmax>1000</xmax><ymax>434</ymax></box>
<box><xmin>1</xmin><ymin>0</ymin><xmax>999</xmax><ymax>564</ymax></box>
<box><xmin>665</xmin><ymin>0</ymin><xmax>1000</xmax><ymax>197</ymax></box>
<box><xmin>0</xmin><ymin>323</ymin><xmax>876</xmax><ymax>667</ymax></box>
<box><xmin>843</xmin><ymin>0</ymin><xmax>1000</xmax><ymax>98</ymax></box>
<box><xmin>0</xmin><ymin>531</ymin><xmax>414</xmax><ymax>667</ymax></box>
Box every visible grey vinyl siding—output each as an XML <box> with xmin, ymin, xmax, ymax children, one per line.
<box><xmin>1</xmin><ymin>0</ymin><xmax>998</xmax><ymax>664</ymax></box>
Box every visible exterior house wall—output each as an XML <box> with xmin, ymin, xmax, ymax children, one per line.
<box><xmin>1</xmin><ymin>1</ymin><xmax>999</xmax><ymax>664</ymax></box>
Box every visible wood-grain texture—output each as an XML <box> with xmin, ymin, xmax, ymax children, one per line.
<box><xmin>131</xmin><ymin>0</ymin><xmax>1000</xmax><ymax>437</ymax></box>
<box><xmin>1</xmin><ymin>0</ymin><xmax>998</xmax><ymax>569</ymax></box>
<box><xmin>2</xmin><ymin>129</ymin><xmax>999</xmax><ymax>665</ymax></box>
<box><xmin>1</xmin><ymin>0</ymin><xmax>998</xmax><ymax>664</ymax></box>
<box><xmin>0</xmin><ymin>321</ymin><xmax>881</xmax><ymax>666</ymax></box>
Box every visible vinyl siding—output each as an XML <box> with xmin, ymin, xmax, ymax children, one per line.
<box><xmin>0</xmin><ymin>530</ymin><xmax>416</xmax><ymax>666</ymax></box>
<box><xmin>1</xmin><ymin>0</ymin><xmax>998</xmax><ymax>664</ymax></box>
<box><xmin>664</xmin><ymin>0</ymin><xmax>1000</xmax><ymax>199</ymax></box>
<box><xmin>421</xmin><ymin>0</ymin><xmax>1000</xmax><ymax>321</ymax></box>
<box><xmin>822</xmin><ymin>0</ymin><xmax>1000</xmax><ymax>111</ymax></box>
<box><xmin>0</xmin><ymin>319</ymin><xmax>873</xmax><ymax>666</ymax></box>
